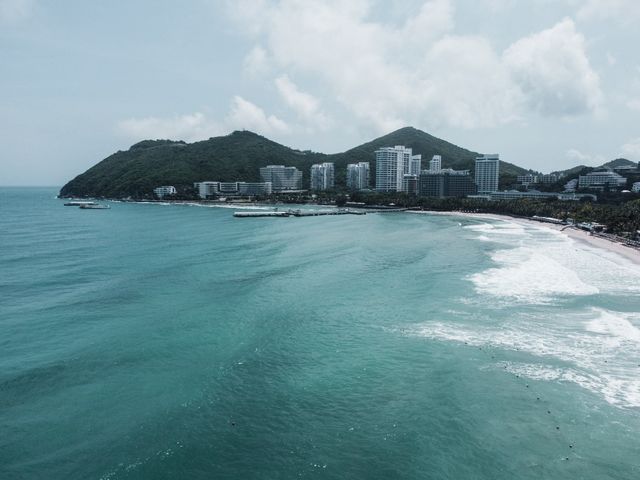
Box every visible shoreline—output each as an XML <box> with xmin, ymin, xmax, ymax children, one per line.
<box><xmin>408</xmin><ymin>210</ymin><xmax>640</xmax><ymax>266</ymax></box>
<box><xmin>79</xmin><ymin>197</ymin><xmax>640</xmax><ymax>265</ymax></box>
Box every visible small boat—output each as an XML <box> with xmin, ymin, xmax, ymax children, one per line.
<box><xmin>79</xmin><ymin>203</ymin><xmax>110</xmax><ymax>210</ymax></box>
<box><xmin>64</xmin><ymin>201</ymin><xmax>96</xmax><ymax>206</ymax></box>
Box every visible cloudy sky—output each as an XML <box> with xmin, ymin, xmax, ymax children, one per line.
<box><xmin>1</xmin><ymin>0</ymin><xmax>640</xmax><ymax>186</ymax></box>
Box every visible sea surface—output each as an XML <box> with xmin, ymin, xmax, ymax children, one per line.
<box><xmin>1</xmin><ymin>187</ymin><xmax>640</xmax><ymax>480</ymax></box>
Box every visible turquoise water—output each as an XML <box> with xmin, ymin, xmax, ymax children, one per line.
<box><xmin>1</xmin><ymin>187</ymin><xmax>639</xmax><ymax>480</ymax></box>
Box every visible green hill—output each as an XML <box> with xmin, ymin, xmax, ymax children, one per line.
<box><xmin>600</xmin><ymin>158</ymin><xmax>636</xmax><ymax>169</ymax></box>
<box><xmin>59</xmin><ymin>127</ymin><xmax>528</xmax><ymax>198</ymax></box>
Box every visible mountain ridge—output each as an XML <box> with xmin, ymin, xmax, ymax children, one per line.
<box><xmin>60</xmin><ymin>127</ymin><xmax>527</xmax><ymax>198</ymax></box>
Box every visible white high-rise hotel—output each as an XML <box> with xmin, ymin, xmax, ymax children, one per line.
<box><xmin>475</xmin><ymin>154</ymin><xmax>500</xmax><ymax>194</ymax></box>
<box><xmin>346</xmin><ymin>162</ymin><xmax>370</xmax><ymax>190</ymax></box>
<box><xmin>310</xmin><ymin>162</ymin><xmax>335</xmax><ymax>191</ymax></box>
<box><xmin>429</xmin><ymin>155</ymin><xmax>442</xmax><ymax>173</ymax></box>
<box><xmin>375</xmin><ymin>146</ymin><xmax>421</xmax><ymax>192</ymax></box>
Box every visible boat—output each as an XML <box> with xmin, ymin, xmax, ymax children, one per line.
<box><xmin>64</xmin><ymin>201</ymin><xmax>97</xmax><ymax>206</ymax></box>
<box><xmin>79</xmin><ymin>203</ymin><xmax>110</xmax><ymax>210</ymax></box>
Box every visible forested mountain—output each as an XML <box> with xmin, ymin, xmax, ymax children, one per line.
<box><xmin>60</xmin><ymin>127</ymin><xmax>528</xmax><ymax>198</ymax></box>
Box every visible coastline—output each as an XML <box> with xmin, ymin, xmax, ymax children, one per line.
<box><xmin>408</xmin><ymin>210</ymin><xmax>640</xmax><ymax>266</ymax></box>
<box><xmin>81</xmin><ymin>197</ymin><xmax>640</xmax><ymax>265</ymax></box>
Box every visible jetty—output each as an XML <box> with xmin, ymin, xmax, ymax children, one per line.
<box><xmin>234</xmin><ymin>208</ymin><xmax>366</xmax><ymax>218</ymax></box>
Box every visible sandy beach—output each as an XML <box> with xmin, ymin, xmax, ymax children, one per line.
<box><xmin>408</xmin><ymin>210</ymin><xmax>640</xmax><ymax>266</ymax></box>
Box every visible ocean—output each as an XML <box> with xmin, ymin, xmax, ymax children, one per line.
<box><xmin>1</xmin><ymin>187</ymin><xmax>639</xmax><ymax>479</ymax></box>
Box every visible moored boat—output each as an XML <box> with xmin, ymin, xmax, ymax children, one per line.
<box><xmin>79</xmin><ymin>203</ymin><xmax>110</xmax><ymax>210</ymax></box>
<box><xmin>64</xmin><ymin>201</ymin><xmax>97</xmax><ymax>206</ymax></box>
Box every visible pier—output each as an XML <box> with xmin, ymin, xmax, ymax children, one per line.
<box><xmin>234</xmin><ymin>208</ymin><xmax>366</xmax><ymax>218</ymax></box>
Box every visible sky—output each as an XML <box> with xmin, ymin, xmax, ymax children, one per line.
<box><xmin>1</xmin><ymin>0</ymin><xmax>640</xmax><ymax>186</ymax></box>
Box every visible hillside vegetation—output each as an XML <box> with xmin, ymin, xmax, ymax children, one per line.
<box><xmin>60</xmin><ymin>127</ymin><xmax>528</xmax><ymax>198</ymax></box>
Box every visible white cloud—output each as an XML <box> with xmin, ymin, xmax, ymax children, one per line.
<box><xmin>117</xmin><ymin>97</ymin><xmax>289</xmax><ymax>142</ymax></box>
<box><xmin>576</xmin><ymin>0</ymin><xmax>640</xmax><ymax>23</ymax></box>
<box><xmin>275</xmin><ymin>75</ymin><xmax>331</xmax><ymax>130</ymax></box>
<box><xmin>621</xmin><ymin>138</ymin><xmax>640</xmax><ymax>160</ymax></box>
<box><xmin>117</xmin><ymin>113</ymin><xmax>222</xmax><ymax>142</ymax></box>
<box><xmin>0</xmin><ymin>0</ymin><xmax>34</xmax><ymax>23</ymax></box>
<box><xmin>503</xmin><ymin>19</ymin><xmax>603</xmax><ymax>116</ymax></box>
<box><xmin>228</xmin><ymin>1</ymin><xmax>603</xmax><ymax>134</ymax></box>
<box><xmin>225</xmin><ymin>95</ymin><xmax>290</xmax><ymax>134</ymax></box>
<box><xmin>243</xmin><ymin>45</ymin><xmax>271</xmax><ymax>77</ymax></box>
<box><xmin>565</xmin><ymin>148</ymin><xmax>604</xmax><ymax>165</ymax></box>
<box><xmin>422</xmin><ymin>35</ymin><xmax>523</xmax><ymax>128</ymax></box>
<box><xmin>627</xmin><ymin>99</ymin><xmax>640</xmax><ymax>111</ymax></box>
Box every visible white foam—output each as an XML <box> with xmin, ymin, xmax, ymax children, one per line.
<box><xmin>464</xmin><ymin>222</ymin><xmax>527</xmax><ymax>236</ymax></box>
<box><xmin>469</xmin><ymin>246</ymin><xmax>599</xmax><ymax>304</ymax></box>
<box><xmin>585</xmin><ymin>308</ymin><xmax>640</xmax><ymax>343</ymax></box>
<box><xmin>467</xmin><ymin>218</ymin><xmax>640</xmax><ymax>303</ymax></box>
<box><xmin>411</xmin><ymin>307</ymin><xmax>640</xmax><ymax>408</ymax></box>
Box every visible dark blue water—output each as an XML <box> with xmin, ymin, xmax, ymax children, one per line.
<box><xmin>1</xmin><ymin>188</ymin><xmax>639</xmax><ymax>479</ymax></box>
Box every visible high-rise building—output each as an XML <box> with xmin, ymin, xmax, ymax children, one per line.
<box><xmin>475</xmin><ymin>154</ymin><xmax>500</xmax><ymax>194</ymax></box>
<box><xmin>310</xmin><ymin>163</ymin><xmax>335</xmax><ymax>191</ymax></box>
<box><xmin>259</xmin><ymin>165</ymin><xmax>303</xmax><ymax>191</ymax></box>
<box><xmin>375</xmin><ymin>146</ymin><xmax>421</xmax><ymax>192</ymax></box>
<box><xmin>429</xmin><ymin>155</ymin><xmax>442</xmax><ymax>173</ymax></box>
<box><xmin>409</xmin><ymin>154</ymin><xmax>422</xmax><ymax>176</ymax></box>
<box><xmin>419</xmin><ymin>169</ymin><xmax>476</xmax><ymax>198</ymax></box>
<box><xmin>346</xmin><ymin>162</ymin><xmax>370</xmax><ymax>190</ymax></box>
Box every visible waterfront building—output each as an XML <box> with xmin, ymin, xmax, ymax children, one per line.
<box><xmin>346</xmin><ymin>162</ymin><xmax>370</xmax><ymax>190</ymax></box>
<box><xmin>237</xmin><ymin>182</ymin><xmax>273</xmax><ymax>196</ymax></box>
<box><xmin>375</xmin><ymin>146</ymin><xmax>421</xmax><ymax>192</ymax></box>
<box><xmin>469</xmin><ymin>190</ymin><xmax>597</xmax><ymax>201</ymax></box>
<box><xmin>578</xmin><ymin>171</ymin><xmax>627</xmax><ymax>190</ymax></box>
<box><xmin>517</xmin><ymin>174</ymin><xmax>539</xmax><ymax>186</ymax></box>
<box><xmin>153</xmin><ymin>185</ymin><xmax>177</xmax><ymax>198</ymax></box>
<box><xmin>429</xmin><ymin>155</ymin><xmax>442</xmax><ymax>173</ymax></box>
<box><xmin>418</xmin><ymin>169</ymin><xmax>476</xmax><ymax>198</ymax></box>
<box><xmin>475</xmin><ymin>154</ymin><xmax>500</xmax><ymax>194</ymax></box>
<box><xmin>259</xmin><ymin>165</ymin><xmax>303</xmax><ymax>191</ymax></box>
<box><xmin>194</xmin><ymin>181</ymin><xmax>272</xmax><ymax>198</ymax></box>
<box><xmin>310</xmin><ymin>163</ymin><xmax>335</xmax><ymax>191</ymax></box>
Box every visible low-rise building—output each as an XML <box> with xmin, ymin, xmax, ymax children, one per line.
<box><xmin>468</xmin><ymin>190</ymin><xmax>597</xmax><ymax>201</ymax></box>
<box><xmin>632</xmin><ymin>182</ymin><xmax>640</xmax><ymax>193</ymax></box>
<box><xmin>564</xmin><ymin>178</ymin><xmax>578</xmax><ymax>192</ymax></box>
<box><xmin>517</xmin><ymin>174</ymin><xmax>539</xmax><ymax>186</ymax></box>
<box><xmin>153</xmin><ymin>186</ymin><xmax>176</xmax><ymax>198</ymax></box>
<box><xmin>578</xmin><ymin>171</ymin><xmax>627</xmax><ymax>190</ymax></box>
<box><xmin>418</xmin><ymin>169</ymin><xmax>476</xmax><ymax>198</ymax></box>
<box><xmin>540</xmin><ymin>173</ymin><xmax>559</xmax><ymax>184</ymax></box>
<box><xmin>194</xmin><ymin>181</ymin><xmax>272</xmax><ymax>198</ymax></box>
<box><xmin>403</xmin><ymin>174</ymin><xmax>419</xmax><ymax>195</ymax></box>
